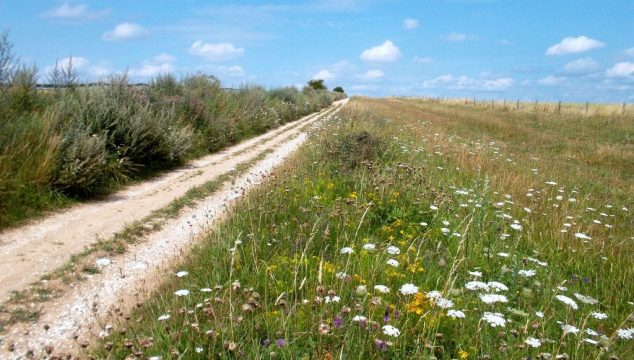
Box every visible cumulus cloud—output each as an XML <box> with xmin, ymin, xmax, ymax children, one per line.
<box><xmin>537</xmin><ymin>75</ymin><xmax>566</xmax><ymax>85</ymax></box>
<box><xmin>312</xmin><ymin>69</ymin><xmax>335</xmax><ymax>81</ymax></box>
<box><xmin>606</xmin><ymin>62</ymin><xmax>634</xmax><ymax>78</ymax></box>
<box><xmin>563</xmin><ymin>58</ymin><xmax>598</xmax><ymax>74</ymax></box>
<box><xmin>360</xmin><ymin>40</ymin><xmax>401</xmax><ymax>62</ymax></box>
<box><xmin>311</xmin><ymin>60</ymin><xmax>353</xmax><ymax>81</ymax></box>
<box><xmin>403</xmin><ymin>18</ymin><xmax>419</xmax><ymax>30</ymax></box>
<box><xmin>422</xmin><ymin>74</ymin><xmax>513</xmax><ymax>91</ymax></box>
<box><xmin>546</xmin><ymin>36</ymin><xmax>604</xmax><ymax>56</ymax></box>
<box><xmin>102</xmin><ymin>23</ymin><xmax>149</xmax><ymax>41</ymax></box>
<box><xmin>42</xmin><ymin>2</ymin><xmax>110</xmax><ymax>20</ymax></box>
<box><xmin>129</xmin><ymin>54</ymin><xmax>176</xmax><ymax>78</ymax></box>
<box><xmin>444</xmin><ymin>32</ymin><xmax>479</xmax><ymax>42</ymax></box>
<box><xmin>359</xmin><ymin>69</ymin><xmax>385</xmax><ymax>80</ymax></box>
<box><xmin>189</xmin><ymin>41</ymin><xmax>245</xmax><ymax>61</ymax></box>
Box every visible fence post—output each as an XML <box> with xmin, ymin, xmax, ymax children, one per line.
<box><xmin>585</xmin><ymin>101</ymin><xmax>589</xmax><ymax>116</ymax></box>
<box><xmin>516</xmin><ymin>100</ymin><xmax>520</xmax><ymax>110</ymax></box>
<box><xmin>623</xmin><ymin>102</ymin><xmax>626</xmax><ymax>116</ymax></box>
<box><xmin>557</xmin><ymin>101</ymin><xmax>561</xmax><ymax>114</ymax></box>
<box><xmin>473</xmin><ymin>97</ymin><xmax>476</xmax><ymax>105</ymax></box>
<box><xmin>491</xmin><ymin>99</ymin><xmax>494</xmax><ymax>109</ymax></box>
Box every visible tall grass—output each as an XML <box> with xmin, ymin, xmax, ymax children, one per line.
<box><xmin>0</xmin><ymin>73</ymin><xmax>345</xmax><ymax>229</ymax></box>
<box><xmin>92</xmin><ymin>99</ymin><xmax>632</xmax><ymax>359</ymax></box>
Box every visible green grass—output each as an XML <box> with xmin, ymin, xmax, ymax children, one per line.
<box><xmin>0</xmin><ymin>75</ymin><xmax>345</xmax><ymax>230</ymax></box>
<box><xmin>91</xmin><ymin>98</ymin><xmax>632</xmax><ymax>359</ymax></box>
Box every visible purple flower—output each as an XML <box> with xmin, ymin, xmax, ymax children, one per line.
<box><xmin>333</xmin><ymin>316</ymin><xmax>343</xmax><ymax>328</ymax></box>
<box><xmin>276</xmin><ymin>339</ymin><xmax>286</xmax><ymax>348</ymax></box>
<box><xmin>374</xmin><ymin>339</ymin><xmax>388</xmax><ymax>352</ymax></box>
<box><xmin>583</xmin><ymin>277</ymin><xmax>591</xmax><ymax>284</ymax></box>
<box><xmin>261</xmin><ymin>338</ymin><xmax>271</xmax><ymax>348</ymax></box>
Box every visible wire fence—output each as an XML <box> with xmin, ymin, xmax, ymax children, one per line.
<box><xmin>411</xmin><ymin>97</ymin><xmax>633</xmax><ymax>118</ymax></box>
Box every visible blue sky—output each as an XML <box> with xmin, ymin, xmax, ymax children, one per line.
<box><xmin>1</xmin><ymin>0</ymin><xmax>633</xmax><ymax>101</ymax></box>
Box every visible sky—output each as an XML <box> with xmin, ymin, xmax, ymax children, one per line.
<box><xmin>1</xmin><ymin>0</ymin><xmax>633</xmax><ymax>102</ymax></box>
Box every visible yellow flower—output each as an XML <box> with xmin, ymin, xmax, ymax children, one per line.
<box><xmin>458</xmin><ymin>349</ymin><xmax>468</xmax><ymax>359</ymax></box>
<box><xmin>405</xmin><ymin>292</ymin><xmax>430</xmax><ymax>315</ymax></box>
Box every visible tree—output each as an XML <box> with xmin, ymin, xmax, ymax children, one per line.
<box><xmin>333</xmin><ymin>86</ymin><xmax>345</xmax><ymax>93</ymax></box>
<box><xmin>307</xmin><ymin>79</ymin><xmax>327</xmax><ymax>90</ymax></box>
<box><xmin>47</xmin><ymin>56</ymin><xmax>79</xmax><ymax>91</ymax></box>
<box><xmin>0</xmin><ymin>29</ymin><xmax>16</xmax><ymax>85</ymax></box>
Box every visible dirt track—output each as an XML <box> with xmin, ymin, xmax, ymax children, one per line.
<box><xmin>0</xmin><ymin>99</ymin><xmax>347</xmax><ymax>359</ymax></box>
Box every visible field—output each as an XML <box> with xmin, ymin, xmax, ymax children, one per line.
<box><xmin>92</xmin><ymin>98</ymin><xmax>634</xmax><ymax>359</ymax></box>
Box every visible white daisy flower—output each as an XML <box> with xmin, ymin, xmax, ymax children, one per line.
<box><xmin>352</xmin><ymin>315</ymin><xmax>367</xmax><ymax>322</ymax></box>
<box><xmin>555</xmin><ymin>295</ymin><xmax>578</xmax><ymax>310</ymax></box>
<box><xmin>356</xmin><ymin>285</ymin><xmax>367</xmax><ymax>295</ymax></box>
<box><xmin>176</xmin><ymin>271</ymin><xmax>189</xmax><ymax>277</ymax></box>
<box><xmin>174</xmin><ymin>289</ymin><xmax>190</xmax><ymax>296</ymax></box>
<box><xmin>158</xmin><ymin>314</ymin><xmax>170</xmax><ymax>321</ymax></box>
<box><xmin>362</xmin><ymin>243</ymin><xmax>376</xmax><ymax>251</ymax></box>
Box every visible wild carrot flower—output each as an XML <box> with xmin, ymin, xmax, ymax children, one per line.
<box><xmin>387</xmin><ymin>246</ymin><xmax>400</xmax><ymax>255</ymax></box>
<box><xmin>555</xmin><ymin>295</ymin><xmax>578</xmax><ymax>309</ymax></box>
<box><xmin>399</xmin><ymin>283</ymin><xmax>419</xmax><ymax>295</ymax></box>
<box><xmin>382</xmin><ymin>325</ymin><xmax>400</xmax><ymax>337</ymax></box>
<box><xmin>447</xmin><ymin>310</ymin><xmax>466</xmax><ymax>318</ymax></box>
<box><xmin>480</xmin><ymin>294</ymin><xmax>508</xmax><ymax>304</ymax></box>
<box><xmin>525</xmin><ymin>337</ymin><xmax>541</xmax><ymax>348</ymax></box>
<box><xmin>363</xmin><ymin>243</ymin><xmax>376</xmax><ymax>251</ymax></box>
<box><xmin>374</xmin><ymin>285</ymin><xmax>390</xmax><ymax>293</ymax></box>
<box><xmin>340</xmin><ymin>247</ymin><xmax>354</xmax><ymax>254</ymax></box>
<box><xmin>481</xmin><ymin>312</ymin><xmax>506</xmax><ymax>327</ymax></box>
<box><xmin>174</xmin><ymin>289</ymin><xmax>190</xmax><ymax>296</ymax></box>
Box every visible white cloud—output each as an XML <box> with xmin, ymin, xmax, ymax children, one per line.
<box><xmin>152</xmin><ymin>53</ymin><xmax>177</xmax><ymax>63</ymax></box>
<box><xmin>537</xmin><ymin>75</ymin><xmax>566</xmax><ymax>85</ymax></box>
<box><xmin>359</xmin><ymin>69</ymin><xmax>385</xmax><ymax>80</ymax></box>
<box><xmin>313</xmin><ymin>69</ymin><xmax>335</xmax><ymax>81</ymax></box>
<box><xmin>217</xmin><ymin>65</ymin><xmax>245</xmax><ymax>77</ymax></box>
<box><xmin>403</xmin><ymin>18</ymin><xmax>419</xmax><ymax>30</ymax></box>
<box><xmin>129</xmin><ymin>63</ymin><xmax>173</xmax><ymax>78</ymax></box>
<box><xmin>444</xmin><ymin>32</ymin><xmax>479</xmax><ymax>42</ymax></box>
<box><xmin>311</xmin><ymin>60</ymin><xmax>353</xmax><ymax>82</ymax></box>
<box><xmin>563</xmin><ymin>58</ymin><xmax>598</xmax><ymax>74</ymax></box>
<box><xmin>360</xmin><ymin>40</ymin><xmax>401</xmax><ymax>62</ymax></box>
<box><xmin>546</xmin><ymin>36</ymin><xmax>604</xmax><ymax>56</ymax></box>
<box><xmin>46</xmin><ymin>57</ymin><xmax>114</xmax><ymax>79</ymax></box>
<box><xmin>128</xmin><ymin>54</ymin><xmax>177</xmax><ymax>78</ymax></box>
<box><xmin>42</xmin><ymin>2</ymin><xmax>110</xmax><ymax>20</ymax></box>
<box><xmin>189</xmin><ymin>41</ymin><xmax>245</xmax><ymax>61</ymax></box>
<box><xmin>102</xmin><ymin>23</ymin><xmax>149</xmax><ymax>41</ymax></box>
<box><xmin>413</xmin><ymin>56</ymin><xmax>432</xmax><ymax>64</ymax></box>
<box><xmin>56</xmin><ymin>56</ymin><xmax>89</xmax><ymax>70</ymax></box>
<box><xmin>606</xmin><ymin>62</ymin><xmax>634</xmax><ymax>78</ymax></box>
<box><xmin>422</xmin><ymin>74</ymin><xmax>513</xmax><ymax>91</ymax></box>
